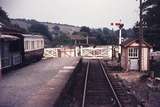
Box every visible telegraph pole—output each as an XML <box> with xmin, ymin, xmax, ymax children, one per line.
<box><xmin>0</xmin><ymin>23</ymin><xmax>2</xmax><ymax>78</ymax></box>
<box><xmin>139</xmin><ymin>0</ymin><xmax>143</xmax><ymax>72</ymax></box>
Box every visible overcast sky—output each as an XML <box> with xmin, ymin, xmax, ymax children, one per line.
<box><xmin>0</xmin><ymin>0</ymin><xmax>139</xmax><ymax>29</ymax></box>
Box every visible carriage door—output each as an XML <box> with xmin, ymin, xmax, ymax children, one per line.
<box><xmin>128</xmin><ymin>48</ymin><xmax>139</xmax><ymax>70</ymax></box>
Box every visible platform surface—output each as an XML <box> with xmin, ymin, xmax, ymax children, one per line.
<box><xmin>0</xmin><ymin>57</ymin><xmax>80</xmax><ymax>107</ymax></box>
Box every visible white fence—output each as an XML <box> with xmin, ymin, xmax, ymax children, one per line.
<box><xmin>44</xmin><ymin>48</ymin><xmax>59</xmax><ymax>58</ymax></box>
<box><xmin>60</xmin><ymin>48</ymin><xmax>76</xmax><ymax>57</ymax></box>
<box><xmin>81</xmin><ymin>46</ymin><xmax>113</xmax><ymax>59</ymax></box>
<box><xmin>44</xmin><ymin>45</ymin><xmax>117</xmax><ymax>59</ymax></box>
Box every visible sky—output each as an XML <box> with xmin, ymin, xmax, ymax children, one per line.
<box><xmin>0</xmin><ymin>0</ymin><xmax>140</xmax><ymax>29</ymax></box>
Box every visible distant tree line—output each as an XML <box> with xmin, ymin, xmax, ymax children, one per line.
<box><xmin>73</xmin><ymin>26</ymin><xmax>135</xmax><ymax>45</ymax></box>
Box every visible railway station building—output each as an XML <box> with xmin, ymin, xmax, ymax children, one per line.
<box><xmin>121</xmin><ymin>38</ymin><xmax>152</xmax><ymax>71</ymax></box>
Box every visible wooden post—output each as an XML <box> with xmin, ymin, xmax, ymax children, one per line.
<box><xmin>80</xmin><ymin>46</ymin><xmax>83</xmax><ymax>56</ymax></box>
<box><xmin>139</xmin><ymin>0</ymin><xmax>143</xmax><ymax>72</ymax></box>
<box><xmin>0</xmin><ymin>23</ymin><xmax>3</xmax><ymax>79</ymax></box>
<box><xmin>75</xmin><ymin>47</ymin><xmax>78</xmax><ymax>57</ymax></box>
<box><xmin>0</xmin><ymin>31</ymin><xmax>2</xmax><ymax>79</ymax></box>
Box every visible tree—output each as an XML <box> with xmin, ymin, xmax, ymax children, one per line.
<box><xmin>0</xmin><ymin>7</ymin><xmax>10</xmax><ymax>25</ymax></box>
<box><xmin>29</xmin><ymin>23</ymin><xmax>52</xmax><ymax>40</ymax></box>
<box><xmin>103</xmin><ymin>27</ymin><xmax>111</xmax><ymax>36</ymax></box>
<box><xmin>142</xmin><ymin>0</ymin><xmax>160</xmax><ymax>50</ymax></box>
<box><xmin>80</xmin><ymin>26</ymin><xmax>91</xmax><ymax>36</ymax></box>
<box><xmin>53</xmin><ymin>25</ymin><xmax>60</xmax><ymax>31</ymax></box>
<box><xmin>91</xmin><ymin>28</ymin><xmax>118</xmax><ymax>45</ymax></box>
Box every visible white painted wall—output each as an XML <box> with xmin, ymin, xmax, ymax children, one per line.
<box><xmin>142</xmin><ymin>48</ymin><xmax>148</xmax><ymax>71</ymax></box>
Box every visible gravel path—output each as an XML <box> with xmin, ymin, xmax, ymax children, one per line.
<box><xmin>0</xmin><ymin>58</ymin><xmax>79</xmax><ymax>107</ymax></box>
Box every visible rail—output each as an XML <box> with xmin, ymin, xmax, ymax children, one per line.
<box><xmin>100</xmin><ymin>60</ymin><xmax>122</xmax><ymax>107</ymax></box>
<box><xmin>82</xmin><ymin>61</ymin><xmax>89</xmax><ymax>107</ymax></box>
<box><xmin>82</xmin><ymin>59</ymin><xmax>122</xmax><ymax>107</ymax></box>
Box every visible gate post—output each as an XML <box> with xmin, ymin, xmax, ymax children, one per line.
<box><xmin>80</xmin><ymin>46</ymin><xmax>83</xmax><ymax>56</ymax></box>
<box><xmin>58</xmin><ymin>49</ymin><xmax>61</xmax><ymax>57</ymax></box>
<box><xmin>75</xmin><ymin>47</ymin><xmax>78</xmax><ymax>57</ymax></box>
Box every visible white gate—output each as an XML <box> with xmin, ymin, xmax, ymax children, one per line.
<box><xmin>81</xmin><ymin>46</ymin><xmax>113</xmax><ymax>59</ymax></box>
<box><xmin>60</xmin><ymin>48</ymin><xmax>75</xmax><ymax>57</ymax></box>
<box><xmin>44</xmin><ymin>48</ymin><xmax>59</xmax><ymax>58</ymax></box>
<box><xmin>44</xmin><ymin>46</ymin><xmax>115</xmax><ymax>59</ymax></box>
<box><xmin>44</xmin><ymin>48</ymin><xmax>76</xmax><ymax>58</ymax></box>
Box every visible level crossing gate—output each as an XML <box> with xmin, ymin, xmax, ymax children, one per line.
<box><xmin>43</xmin><ymin>45</ymin><xmax>117</xmax><ymax>59</ymax></box>
<box><xmin>60</xmin><ymin>48</ymin><xmax>75</xmax><ymax>57</ymax></box>
<box><xmin>80</xmin><ymin>46</ymin><xmax>113</xmax><ymax>59</ymax></box>
<box><xmin>44</xmin><ymin>48</ymin><xmax>59</xmax><ymax>58</ymax></box>
<box><xmin>44</xmin><ymin>48</ymin><xmax>75</xmax><ymax>58</ymax></box>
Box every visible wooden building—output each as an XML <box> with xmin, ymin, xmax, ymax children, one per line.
<box><xmin>121</xmin><ymin>38</ymin><xmax>152</xmax><ymax>71</ymax></box>
<box><xmin>66</xmin><ymin>35</ymin><xmax>87</xmax><ymax>45</ymax></box>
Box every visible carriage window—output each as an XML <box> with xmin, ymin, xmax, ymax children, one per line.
<box><xmin>34</xmin><ymin>40</ymin><xmax>37</xmax><ymax>49</ymax></box>
<box><xmin>37</xmin><ymin>40</ymin><xmax>39</xmax><ymax>49</ymax></box>
<box><xmin>41</xmin><ymin>40</ymin><xmax>43</xmax><ymax>48</ymax></box>
<box><xmin>37</xmin><ymin>40</ymin><xmax>39</xmax><ymax>48</ymax></box>
<box><xmin>31</xmin><ymin>41</ymin><xmax>34</xmax><ymax>49</ymax></box>
<box><xmin>128</xmin><ymin>48</ymin><xmax>139</xmax><ymax>58</ymax></box>
<box><xmin>25</xmin><ymin>41</ymin><xmax>29</xmax><ymax>50</ymax></box>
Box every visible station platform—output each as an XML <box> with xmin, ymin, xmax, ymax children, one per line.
<box><xmin>0</xmin><ymin>57</ymin><xmax>80</xmax><ymax>107</ymax></box>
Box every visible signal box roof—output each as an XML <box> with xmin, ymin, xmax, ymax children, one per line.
<box><xmin>121</xmin><ymin>38</ymin><xmax>152</xmax><ymax>48</ymax></box>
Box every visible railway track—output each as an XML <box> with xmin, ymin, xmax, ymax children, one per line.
<box><xmin>82</xmin><ymin>59</ymin><xmax>122</xmax><ymax>107</ymax></box>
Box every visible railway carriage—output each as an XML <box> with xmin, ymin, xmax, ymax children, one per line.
<box><xmin>0</xmin><ymin>32</ymin><xmax>44</xmax><ymax>72</ymax></box>
<box><xmin>0</xmin><ymin>34</ymin><xmax>22</xmax><ymax>71</ymax></box>
<box><xmin>23</xmin><ymin>34</ymin><xmax>44</xmax><ymax>63</ymax></box>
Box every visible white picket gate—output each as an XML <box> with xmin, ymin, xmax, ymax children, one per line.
<box><xmin>81</xmin><ymin>46</ymin><xmax>113</xmax><ymax>59</ymax></box>
<box><xmin>44</xmin><ymin>48</ymin><xmax>59</xmax><ymax>58</ymax></box>
<box><xmin>43</xmin><ymin>45</ymin><xmax>116</xmax><ymax>59</ymax></box>
<box><xmin>60</xmin><ymin>48</ymin><xmax>75</xmax><ymax>57</ymax></box>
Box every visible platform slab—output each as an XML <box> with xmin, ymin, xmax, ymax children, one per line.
<box><xmin>0</xmin><ymin>57</ymin><xmax>80</xmax><ymax>107</ymax></box>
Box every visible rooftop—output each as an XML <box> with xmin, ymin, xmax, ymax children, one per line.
<box><xmin>0</xmin><ymin>34</ymin><xmax>20</xmax><ymax>41</ymax></box>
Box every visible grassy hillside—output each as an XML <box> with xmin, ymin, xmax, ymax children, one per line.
<box><xmin>11</xmin><ymin>19</ymin><xmax>81</xmax><ymax>47</ymax></box>
<box><xmin>11</xmin><ymin>19</ymin><xmax>80</xmax><ymax>36</ymax></box>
